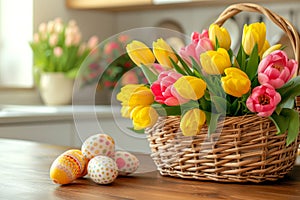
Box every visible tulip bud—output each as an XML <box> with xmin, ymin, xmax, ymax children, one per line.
<box><xmin>200</xmin><ymin>48</ymin><xmax>231</xmax><ymax>75</ymax></box>
<box><xmin>33</xmin><ymin>33</ymin><xmax>39</xmax><ymax>43</ymax></box>
<box><xmin>152</xmin><ymin>38</ymin><xmax>178</xmax><ymax>68</ymax></box>
<box><xmin>262</xmin><ymin>44</ymin><xmax>282</xmax><ymax>59</ymax></box>
<box><xmin>173</xmin><ymin>76</ymin><xmax>206</xmax><ymax>100</ymax></box>
<box><xmin>130</xmin><ymin>106</ymin><xmax>158</xmax><ymax>130</ymax></box>
<box><xmin>38</xmin><ymin>22</ymin><xmax>47</xmax><ymax>34</ymax></box>
<box><xmin>221</xmin><ymin>67</ymin><xmax>251</xmax><ymax>97</ymax></box>
<box><xmin>88</xmin><ymin>36</ymin><xmax>99</xmax><ymax>50</ymax></box>
<box><xmin>53</xmin><ymin>47</ymin><xmax>63</xmax><ymax>57</ymax></box>
<box><xmin>180</xmin><ymin>108</ymin><xmax>206</xmax><ymax>136</ymax></box>
<box><xmin>242</xmin><ymin>22</ymin><xmax>266</xmax><ymax>55</ymax></box>
<box><xmin>117</xmin><ymin>84</ymin><xmax>154</xmax><ymax>107</ymax></box>
<box><xmin>209</xmin><ymin>24</ymin><xmax>231</xmax><ymax>50</ymax></box>
<box><xmin>49</xmin><ymin>34</ymin><xmax>59</xmax><ymax>47</ymax></box>
<box><xmin>126</xmin><ymin>40</ymin><xmax>155</xmax><ymax>66</ymax></box>
<box><xmin>47</xmin><ymin>21</ymin><xmax>55</xmax><ymax>33</ymax></box>
<box><xmin>259</xmin><ymin>40</ymin><xmax>270</xmax><ymax>58</ymax></box>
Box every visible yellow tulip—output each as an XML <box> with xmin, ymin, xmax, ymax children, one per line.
<box><xmin>242</xmin><ymin>22</ymin><xmax>266</xmax><ymax>55</ymax></box>
<box><xmin>200</xmin><ymin>48</ymin><xmax>231</xmax><ymax>75</ymax></box>
<box><xmin>128</xmin><ymin>89</ymin><xmax>154</xmax><ymax>107</ymax></box>
<box><xmin>117</xmin><ymin>84</ymin><xmax>154</xmax><ymax>106</ymax></box>
<box><xmin>120</xmin><ymin>105</ymin><xmax>133</xmax><ymax>118</ymax></box>
<box><xmin>126</xmin><ymin>40</ymin><xmax>155</xmax><ymax>66</ymax></box>
<box><xmin>209</xmin><ymin>24</ymin><xmax>231</xmax><ymax>50</ymax></box>
<box><xmin>130</xmin><ymin>106</ymin><xmax>159</xmax><ymax>130</ymax></box>
<box><xmin>262</xmin><ymin>44</ymin><xmax>282</xmax><ymax>59</ymax></box>
<box><xmin>258</xmin><ymin>40</ymin><xmax>270</xmax><ymax>58</ymax></box>
<box><xmin>173</xmin><ymin>76</ymin><xmax>206</xmax><ymax>100</ymax></box>
<box><xmin>180</xmin><ymin>108</ymin><xmax>206</xmax><ymax>136</ymax></box>
<box><xmin>221</xmin><ymin>67</ymin><xmax>251</xmax><ymax>97</ymax></box>
<box><xmin>117</xmin><ymin>84</ymin><xmax>146</xmax><ymax>104</ymax></box>
<box><xmin>152</xmin><ymin>38</ymin><xmax>178</xmax><ymax>68</ymax></box>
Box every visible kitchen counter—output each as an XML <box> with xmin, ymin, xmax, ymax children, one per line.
<box><xmin>0</xmin><ymin>105</ymin><xmax>150</xmax><ymax>153</ymax></box>
<box><xmin>1</xmin><ymin>138</ymin><xmax>300</xmax><ymax>200</ymax></box>
<box><xmin>0</xmin><ymin>105</ymin><xmax>118</xmax><ymax>124</ymax></box>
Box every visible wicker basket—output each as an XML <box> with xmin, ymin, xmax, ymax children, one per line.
<box><xmin>146</xmin><ymin>3</ymin><xmax>300</xmax><ymax>183</ymax></box>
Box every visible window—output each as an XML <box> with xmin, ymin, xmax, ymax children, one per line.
<box><xmin>0</xmin><ymin>0</ymin><xmax>34</xmax><ymax>88</ymax></box>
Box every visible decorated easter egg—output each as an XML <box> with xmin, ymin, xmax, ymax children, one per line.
<box><xmin>81</xmin><ymin>134</ymin><xmax>115</xmax><ymax>160</ymax></box>
<box><xmin>50</xmin><ymin>149</ymin><xmax>88</xmax><ymax>184</ymax></box>
<box><xmin>113</xmin><ymin>151</ymin><xmax>139</xmax><ymax>175</ymax></box>
<box><xmin>88</xmin><ymin>155</ymin><xmax>118</xmax><ymax>184</ymax></box>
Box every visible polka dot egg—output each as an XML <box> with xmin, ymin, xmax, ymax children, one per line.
<box><xmin>113</xmin><ymin>151</ymin><xmax>139</xmax><ymax>176</ymax></box>
<box><xmin>88</xmin><ymin>155</ymin><xmax>118</xmax><ymax>184</ymax></box>
<box><xmin>81</xmin><ymin>134</ymin><xmax>115</xmax><ymax>160</ymax></box>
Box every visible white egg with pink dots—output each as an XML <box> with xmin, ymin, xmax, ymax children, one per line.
<box><xmin>113</xmin><ymin>151</ymin><xmax>140</xmax><ymax>175</ymax></box>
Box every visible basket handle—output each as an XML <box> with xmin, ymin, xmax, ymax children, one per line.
<box><xmin>214</xmin><ymin>3</ymin><xmax>300</xmax><ymax>71</ymax></box>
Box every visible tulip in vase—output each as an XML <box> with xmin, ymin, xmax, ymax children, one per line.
<box><xmin>30</xmin><ymin>18</ymin><xmax>98</xmax><ymax>105</ymax></box>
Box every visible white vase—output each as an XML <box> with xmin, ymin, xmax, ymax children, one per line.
<box><xmin>39</xmin><ymin>72</ymin><xmax>74</xmax><ymax>105</ymax></box>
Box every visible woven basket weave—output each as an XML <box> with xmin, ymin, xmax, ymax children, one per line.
<box><xmin>146</xmin><ymin>3</ymin><xmax>300</xmax><ymax>183</ymax></box>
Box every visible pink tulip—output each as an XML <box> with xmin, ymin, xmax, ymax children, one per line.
<box><xmin>191</xmin><ymin>30</ymin><xmax>209</xmax><ymax>43</ymax></box>
<box><xmin>151</xmin><ymin>70</ymin><xmax>189</xmax><ymax>106</ymax></box>
<box><xmin>53</xmin><ymin>47</ymin><xmax>63</xmax><ymax>57</ymax></box>
<box><xmin>246</xmin><ymin>84</ymin><xmax>281</xmax><ymax>117</ymax></box>
<box><xmin>88</xmin><ymin>36</ymin><xmax>99</xmax><ymax>49</ymax></box>
<box><xmin>179</xmin><ymin>30</ymin><xmax>213</xmax><ymax>65</ymax></box>
<box><xmin>33</xmin><ymin>33</ymin><xmax>39</xmax><ymax>43</ymax></box>
<box><xmin>49</xmin><ymin>34</ymin><xmax>58</xmax><ymax>47</ymax></box>
<box><xmin>152</xmin><ymin>63</ymin><xmax>166</xmax><ymax>74</ymax></box>
<box><xmin>121</xmin><ymin>71</ymin><xmax>139</xmax><ymax>85</ymax></box>
<box><xmin>258</xmin><ymin>50</ymin><xmax>298</xmax><ymax>89</ymax></box>
<box><xmin>104</xmin><ymin>42</ymin><xmax>120</xmax><ymax>54</ymax></box>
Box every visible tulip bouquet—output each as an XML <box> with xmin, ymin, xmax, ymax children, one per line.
<box><xmin>117</xmin><ymin>22</ymin><xmax>300</xmax><ymax>145</ymax></box>
<box><xmin>30</xmin><ymin>18</ymin><xmax>99</xmax><ymax>79</ymax></box>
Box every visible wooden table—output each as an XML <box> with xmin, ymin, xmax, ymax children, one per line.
<box><xmin>1</xmin><ymin>138</ymin><xmax>300</xmax><ymax>200</ymax></box>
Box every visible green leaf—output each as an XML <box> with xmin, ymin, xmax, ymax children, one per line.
<box><xmin>190</xmin><ymin>57</ymin><xmax>202</xmax><ymax>76</ymax></box>
<box><xmin>205</xmin><ymin>112</ymin><xmax>222</xmax><ymax>135</ymax></box>
<box><xmin>215</xmin><ymin>37</ymin><xmax>220</xmax><ymax>50</ymax></box>
<box><xmin>151</xmin><ymin>103</ymin><xmax>182</xmax><ymax>116</ymax></box>
<box><xmin>175</xmin><ymin>54</ymin><xmax>194</xmax><ymax>76</ymax></box>
<box><xmin>170</xmin><ymin>58</ymin><xmax>187</xmax><ymax>75</ymax></box>
<box><xmin>269</xmin><ymin>113</ymin><xmax>289</xmax><ymax>135</ymax></box>
<box><xmin>230</xmin><ymin>98</ymin><xmax>241</xmax><ymax>116</ymax></box>
<box><xmin>211</xmin><ymin>95</ymin><xmax>228</xmax><ymax>114</ymax></box>
<box><xmin>276</xmin><ymin>76</ymin><xmax>300</xmax><ymax>112</ymax></box>
<box><xmin>140</xmin><ymin>64</ymin><xmax>158</xmax><ymax>84</ymax></box>
<box><xmin>199</xmin><ymin>96</ymin><xmax>211</xmax><ymax>112</ymax></box>
<box><xmin>282</xmin><ymin>108</ymin><xmax>299</xmax><ymax>146</ymax></box>
<box><xmin>127</xmin><ymin>127</ymin><xmax>145</xmax><ymax>134</ymax></box>
<box><xmin>65</xmin><ymin>68</ymin><xmax>78</xmax><ymax>79</ymax></box>
<box><xmin>236</xmin><ymin>44</ymin><xmax>246</xmax><ymax>71</ymax></box>
<box><xmin>246</xmin><ymin>44</ymin><xmax>259</xmax><ymax>80</ymax></box>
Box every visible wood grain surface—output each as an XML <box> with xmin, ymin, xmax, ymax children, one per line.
<box><xmin>1</xmin><ymin>138</ymin><xmax>300</xmax><ymax>200</ymax></box>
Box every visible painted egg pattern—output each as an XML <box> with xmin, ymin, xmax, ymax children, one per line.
<box><xmin>88</xmin><ymin>155</ymin><xmax>118</xmax><ymax>184</ymax></box>
<box><xmin>50</xmin><ymin>149</ymin><xmax>87</xmax><ymax>184</ymax></box>
<box><xmin>113</xmin><ymin>151</ymin><xmax>139</xmax><ymax>175</ymax></box>
<box><xmin>81</xmin><ymin>134</ymin><xmax>115</xmax><ymax>160</ymax></box>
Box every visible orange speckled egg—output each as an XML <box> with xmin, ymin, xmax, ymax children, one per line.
<box><xmin>81</xmin><ymin>134</ymin><xmax>115</xmax><ymax>160</ymax></box>
<box><xmin>50</xmin><ymin>149</ymin><xmax>88</xmax><ymax>184</ymax></box>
